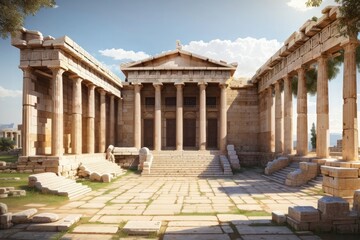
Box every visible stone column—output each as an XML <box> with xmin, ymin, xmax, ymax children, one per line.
<box><xmin>71</xmin><ymin>77</ymin><xmax>82</xmax><ymax>155</ymax></box>
<box><xmin>175</xmin><ymin>83</ymin><xmax>184</xmax><ymax>151</ymax></box>
<box><xmin>199</xmin><ymin>82</ymin><xmax>207</xmax><ymax>150</ymax></box>
<box><xmin>267</xmin><ymin>87</ymin><xmax>275</xmax><ymax>152</ymax></box>
<box><xmin>134</xmin><ymin>83</ymin><xmax>142</xmax><ymax>149</ymax></box>
<box><xmin>283</xmin><ymin>75</ymin><xmax>293</xmax><ymax>154</ymax></box>
<box><xmin>219</xmin><ymin>83</ymin><xmax>227</xmax><ymax>153</ymax></box>
<box><xmin>20</xmin><ymin>67</ymin><xmax>32</xmax><ymax>156</ymax></box>
<box><xmin>316</xmin><ymin>55</ymin><xmax>329</xmax><ymax>158</ymax></box>
<box><xmin>296</xmin><ymin>67</ymin><xmax>308</xmax><ymax>156</ymax></box>
<box><xmin>342</xmin><ymin>40</ymin><xmax>359</xmax><ymax>161</ymax></box>
<box><xmin>87</xmin><ymin>84</ymin><xmax>95</xmax><ymax>153</ymax></box>
<box><xmin>51</xmin><ymin>67</ymin><xmax>65</xmax><ymax>156</ymax></box>
<box><xmin>154</xmin><ymin>83</ymin><xmax>162</xmax><ymax>151</ymax></box>
<box><xmin>275</xmin><ymin>81</ymin><xmax>283</xmax><ymax>153</ymax></box>
<box><xmin>109</xmin><ymin>95</ymin><xmax>115</xmax><ymax>145</ymax></box>
<box><xmin>99</xmin><ymin>89</ymin><xmax>106</xmax><ymax>153</ymax></box>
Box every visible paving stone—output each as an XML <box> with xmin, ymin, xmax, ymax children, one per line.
<box><xmin>72</xmin><ymin>224</ymin><xmax>119</xmax><ymax>234</ymax></box>
<box><xmin>153</xmin><ymin>216</ymin><xmax>218</xmax><ymax>221</ymax></box>
<box><xmin>24</xmin><ymin>204</ymin><xmax>47</xmax><ymax>208</ymax></box>
<box><xmin>61</xmin><ymin>234</ymin><xmax>114</xmax><ymax>240</ymax></box>
<box><xmin>241</xmin><ymin>235</ymin><xmax>301</xmax><ymax>240</ymax></box>
<box><xmin>97</xmin><ymin>215</ymin><xmax>153</xmax><ymax>223</ymax></box>
<box><xmin>168</xmin><ymin>221</ymin><xmax>219</xmax><ymax>227</ymax></box>
<box><xmin>79</xmin><ymin>202</ymin><xmax>105</xmax><ymax>209</ymax></box>
<box><xmin>235</xmin><ymin>225</ymin><xmax>293</xmax><ymax>235</ymax></box>
<box><xmin>166</xmin><ymin>225</ymin><xmax>223</xmax><ymax>234</ymax></box>
<box><xmin>217</xmin><ymin>214</ymin><xmax>248</xmax><ymax>223</ymax></box>
<box><xmin>8</xmin><ymin>231</ymin><xmax>60</xmax><ymax>239</ymax></box>
<box><xmin>163</xmin><ymin>234</ymin><xmax>230</xmax><ymax>240</ymax></box>
<box><xmin>123</xmin><ymin>220</ymin><xmax>161</xmax><ymax>235</ymax></box>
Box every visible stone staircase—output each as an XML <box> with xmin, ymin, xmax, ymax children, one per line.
<box><xmin>142</xmin><ymin>151</ymin><xmax>233</xmax><ymax>177</ymax></box>
<box><xmin>78</xmin><ymin>159</ymin><xmax>126</xmax><ymax>178</ymax></box>
<box><xmin>28</xmin><ymin>172</ymin><xmax>92</xmax><ymax>199</ymax></box>
<box><xmin>262</xmin><ymin>162</ymin><xmax>323</xmax><ymax>190</ymax></box>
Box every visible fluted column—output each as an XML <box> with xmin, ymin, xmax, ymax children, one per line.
<box><xmin>109</xmin><ymin>95</ymin><xmax>115</xmax><ymax>145</ymax></box>
<box><xmin>71</xmin><ymin>77</ymin><xmax>82</xmax><ymax>155</ymax></box>
<box><xmin>219</xmin><ymin>83</ymin><xmax>227</xmax><ymax>153</ymax></box>
<box><xmin>283</xmin><ymin>75</ymin><xmax>293</xmax><ymax>154</ymax></box>
<box><xmin>342</xmin><ymin>40</ymin><xmax>359</xmax><ymax>161</ymax></box>
<box><xmin>87</xmin><ymin>84</ymin><xmax>95</xmax><ymax>153</ymax></box>
<box><xmin>20</xmin><ymin>67</ymin><xmax>32</xmax><ymax>156</ymax></box>
<box><xmin>99</xmin><ymin>89</ymin><xmax>106</xmax><ymax>153</ymax></box>
<box><xmin>275</xmin><ymin>81</ymin><xmax>283</xmax><ymax>153</ymax></box>
<box><xmin>175</xmin><ymin>83</ymin><xmax>184</xmax><ymax>151</ymax></box>
<box><xmin>316</xmin><ymin>55</ymin><xmax>329</xmax><ymax>158</ymax></box>
<box><xmin>154</xmin><ymin>83</ymin><xmax>162</xmax><ymax>151</ymax></box>
<box><xmin>134</xmin><ymin>83</ymin><xmax>142</xmax><ymax>149</ymax></box>
<box><xmin>297</xmin><ymin>67</ymin><xmax>308</xmax><ymax>156</ymax></box>
<box><xmin>199</xmin><ymin>82</ymin><xmax>207</xmax><ymax>150</ymax></box>
<box><xmin>51</xmin><ymin>67</ymin><xmax>65</xmax><ymax>156</ymax></box>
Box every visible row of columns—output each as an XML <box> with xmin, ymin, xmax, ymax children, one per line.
<box><xmin>21</xmin><ymin>66</ymin><xmax>120</xmax><ymax>157</ymax></box>
<box><xmin>133</xmin><ymin>82</ymin><xmax>227</xmax><ymax>152</ymax></box>
<box><xmin>265</xmin><ymin>40</ymin><xmax>359</xmax><ymax>161</ymax></box>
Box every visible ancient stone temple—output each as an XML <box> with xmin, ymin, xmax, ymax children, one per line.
<box><xmin>10</xmin><ymin>5</ymin><xmax>360</xmax><ymax>191</ymax></box>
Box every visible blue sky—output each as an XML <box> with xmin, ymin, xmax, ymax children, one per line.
<box><xmin>0</xmin><ymin>0</ymin><xmax>355</xmax><ymax>137</ymax></box>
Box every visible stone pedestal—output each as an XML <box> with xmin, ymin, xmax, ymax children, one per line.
<box><xmin>321</xmin><ymin>161</ymin><xmax>360</xmax><ymax>197</ymax></box>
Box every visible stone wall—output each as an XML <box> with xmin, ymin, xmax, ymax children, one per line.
<box><xmin>120</xmin><ymin>85</ymin><xmax>135</xmax><ymax>147</ymax></box>
<box><xmin>227</xmin><ymin>84</ymin><xmax>259</xmax><ymax>153</ymax></box>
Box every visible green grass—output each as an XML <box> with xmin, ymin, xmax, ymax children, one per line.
<box><xmin>0</xmin><ymin>154</ymin><xmax>18</xmax><ymax>163</ymax></box>
<box><xmin>236</xmin><ymin>209</ymin><xmax>271</xmax><ymax>217</ymax></box>
<box><xmin>0</xmin><ymin>173</ymin><xmax>68</xmax><ymax>210</ymax></box>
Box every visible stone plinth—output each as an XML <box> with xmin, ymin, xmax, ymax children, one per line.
<box><xmin>285</xmin><ymin>162</ymin><xmax>318</xmax><ymax>187</ymax></box>
<box><xmin>317</xmin><ymin>196</ymin><xmax>350</xmax><ymax>219</ymax></box>
<box><xmin>288</xmin><ymin>206</ymin><xmax>320</xmax><ymax>222</ymax></box>
<box><xmin>264</xmin><ymin>156</ymin><xmax>289</xmax><ymax>175</ymax></box>
<box><xmin>123</xmin><ymin>221</ymin><xmax>161</xmax><ymax>235</ymax></box>
<box><xmin>321</xmin><ymin>161</ymin><xmax>360</xmax><ymax>197</ymax></box>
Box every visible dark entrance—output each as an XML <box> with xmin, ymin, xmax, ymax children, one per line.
<box><xmin>183</xmin><ymin>118</ymin><xmax>196</xmax><ymax>147</ymax></box>
<box><xmin>207</xmin><ymin>119</ymin><xmax>218</xmax><ymax>149</ymax></box>
<box><xmin>143</xmin><ymin>119</ymin><xmax>154</xmax><ymax>148</ymax></box>
<box><xmin>166</xmin><ymin>119</ymin><xmax>176</xmax><ymax>147</ymax></box>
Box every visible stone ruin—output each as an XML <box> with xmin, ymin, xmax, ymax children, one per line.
<box><xmin>273</xmin><ymin>194</ymin><xmax>360</xmax><ymax>234</ymax></box>
<box><xmin>0</xmin><ymin>202</ymin><xmax>81</xmax><ymax>230</ymax></box>
<box><xmin>138</xmin><ymin>147</ymin><xmax>153</xmax><ymax>174</ymax></box>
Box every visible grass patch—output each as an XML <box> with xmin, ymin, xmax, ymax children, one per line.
<box><xmin>0</xmin><ymin>154</ymin><xmax>18</xmax><ymax>163</ymax></box>
<box><xmin>0</xmin><ymin>173</ymin><xmax>68</xmax><ymax>210</ymax></box>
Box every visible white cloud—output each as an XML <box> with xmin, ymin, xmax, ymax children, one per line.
<box><xmin>287</xmin><ymin>0</ymin><xmax>314</xmax><ymax>12</ymax></box>
<box><xmin>182</xmin><ymin>38</ymin><xmax>282</xmax><ymax>78</ymax></box>
<box><xmin>0</xmin><ymin>86</ymin><xmax>22</xmax><ymax>98</ymax></box>
<box><xmin>99</xmin><ymin>48</ymin><xmax>150</xmax><ymax>61</ymax></box>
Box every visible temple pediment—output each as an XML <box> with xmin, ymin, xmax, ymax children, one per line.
<box><xmin>121</xmin><ymin>49</ymin><xmax>237</xmax><ymax>76</ymax></box>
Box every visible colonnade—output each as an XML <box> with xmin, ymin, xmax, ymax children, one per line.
<box><xmin>133</xmin><ymin>82</ymin><xmax>228</xmax><ymax>152</ymax></box>
<box><xmin>262</xmin><ymin>40</ymin><xmax>359</xmax><ymax>161</ymax></box>
<box><xmin>21</xmin><ymin>66</ymin><xmax>121</xmax><ymax>157</ymax></box>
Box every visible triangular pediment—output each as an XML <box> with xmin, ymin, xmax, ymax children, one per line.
<box><xmin>121</xmin><ymin>49</ymin><xmax>237</xmax><ymax>75</ymax></box>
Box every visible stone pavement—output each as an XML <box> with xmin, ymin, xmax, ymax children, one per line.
<box><xmin>0</xmin><ymin>170</ymin><xmax>325</xmax><ymax>239</ymax></box>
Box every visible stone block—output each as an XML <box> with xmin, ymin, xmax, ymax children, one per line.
<box><xmin>32</xmin><ymin>213</ymin><xmax>59</xmax><ymax>223</ymax></box>
<box><xmin>227</xmin><ymin>145</ymin><xmax>235</xmax><ymax>151</ymax></box>
<box><xmin>0</xmin><ymin>188</ymin><xmax>8</xmax><ymax>194</ymax></box>
<box><xmin>0</xmin><ymin>203</ymin><xmax>8</xmax><ymax>215</ymax></box>
<box><xmin>353</xmin><ymin>189</ymin><xmax>360</xmax><ymax>213</ymax></box>
<box><xmin>0</xmin><ymin>193</ymin><xmax>8</xmax><ymax>198</ymax></box>
<box><xmin>323</xmin><ymin>176</ymin><xmax>360</xmax><ymax>190</ymax></box>
<box><xmin>227</xmin><ymin>150</ymin><xmax>237</xmax><ymax>156</ymax></box>
<box><xmin>8</xmin><ymin>190</ymin><xmax>26</xmax><ymax>197</ymax></box>
<box><xmin>12</xmin><ymin>208</ymin><xmax>38</xmax><ymax>224</ymax></box>
<box><xmin>299</xmin><ymin>162</ymin><xmax>318</xmax><ymax>174</ymax></box>
<box><xmin>272</xmin><ymin>211</ymin><xmax>286</xmax><ymax>224</ymax></box>
<box><xmin>123</xmin><ymin>220</ymin><xmax>161</xmax><ymax>235</ymax></box>
<box><xmin>101</xmin><ymin>173</ymin><xmax>112</xmax><ymax>183</ymax></box>
<box><xmin>318</xmin><ymin>196</ymin><xmax>349</xmax><ymax>219</ymax></box>
<box><xmin>335</xmin><ymin>224</ymin><xmax>359</xmax><ymax>234</ymax></box>
<box><xmin>288</xmin><ymin>206</ymin><xmax>320</xmax><ymax>222</ymax></box>
<box><xmin>0</xmin><ymin>213</ymin><xmax>13</xmax><ymax>229</ymax></box>
<box><xmin>321</xmin><ymin>166</ymin><xmax>358</xmax><ymax>178</ymax></box>
<box><xmin>286</xmin><ymin>216</ymin><xmax>309</xmax><ymax>231</ymax></box>
<box><xmin>309</xmin><ymin>220</ymin><xmax>333</xmax><ymax>232</ymax></box>
<box><xmin>322</xmin><ymin>186</ymin><xmax>355</xmax><ymax>197</ymax></box>
<box><xmin>89</xmin><ymin>172</ymin><xmax>101</xmax><ymax>181</ymax></box>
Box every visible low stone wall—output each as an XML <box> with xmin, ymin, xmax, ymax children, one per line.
<box><xmin>17</xmin><ymin>153</ymin><xmax>107</xmax><ymax>178</ymax></box>
<box><xmin>273</xmin><ymin>196</ymin><xmax>360</xmax><ymax>234</ymax></box>
<box><xmin>113</xmin><ymin>147</ymin><xmax>139</xmax><ymax>169</ymax></box>
<box><xmin>0</xmin><ymin>161</ymin><xmax>17</xmax><ymax>173</ymax></box>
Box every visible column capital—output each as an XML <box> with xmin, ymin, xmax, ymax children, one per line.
<box><xmin>153</xmin><ymin>82</ymin><xmax>163</xmax><ymax>89</ymax></box>
<box><xmin>87</xmin><ymin>83</ymin><xmax>96</xmax><ymax>91</ymax></box>
<box><xmin>69</xmin><ymin>74</ymin><xmax>83</xmax><ymax>82</ymax></box>
<box><xmin>219</xmin><ymin>82</ymin><xmax>228</xmax><ymax>89</ymax></box>
<box><xmin>296</xmin><ymin>67</ymin><xmax>306</xmax><ymax>75</ymax></box>
<box><xmin>198</xmin><ymin>81</ymin><xmax>208</xmax><ymax>87</ymax></box>
<box><xmin>99</xmin><ymin>88</ymin><xmax>107</xmax><ymax>96</ymax></box>
<box><xmin>49</xmin><ymin>66</ymin><xmax>67</xmax><ymax>74</ymax></box>
<box><xmin>174</xmin><ymin>81</ymin><xmax>185</xmax><ymax>87</ymax></box>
